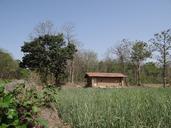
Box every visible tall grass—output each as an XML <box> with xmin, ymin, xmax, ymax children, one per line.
<box><xmin>56</xmin><ymin>88</ymin><xmax>171</xmax><ymax>128</ymax></box>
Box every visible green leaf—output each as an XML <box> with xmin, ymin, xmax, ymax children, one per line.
<box><xmin>32</xmin><ymin>106</ymin><xmax>39</xmax><ymax>113</ymax></box>
<box><xmin>36</xmin><ymin>118</ymin><xmax>48</xmax><ymax>128</ymax></box>
<box><xmin>0</xmin><ymin>84</ymin><xmax>4</xmax><ymax>93</ymax></box>
<box><xmin>23</xmin><ymin>101</ymin><xmax>32</xmax><ymax>106</ymax></box>
<box><xmin>7</xmin><ymin>109</ymin><xmax>17</xmax><ymax>119</ymax></box>
<box><xmin>0</xmin><ymin>124</ymin><xmax>8</xmax><ymax>128</ymax></box>
<box><xmin>0</xmin><ymin>95</ymin><xmax>13</xmax><ymax>108</ymax></box>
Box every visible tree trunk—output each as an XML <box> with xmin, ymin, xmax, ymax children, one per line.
<box><xmin>137</xmin><ymin>62</ymin><xmax>141</xmax><ymax>86</ymax></box>
<box><xmin>163</xmin><ymin>45</ymin><xmax>166</xmax><ymax>88</ymax></box>
<box><xmin>71</xmin><ymin>59</ymin><xmax>74</xmax><ymax>84</ymax></box>
<box><xmin>134</xmin><ymin>67</ymin><xmax>137</xmax><ymax>85</ymax></box>
<box><xmin>137</xmin><ymin>64</ymin><xmax>141</xmax><ymax>86</ymax></box>
<box><xmin>163</xmin><ymin>60</ymin><xmax>166</xmax><ymax>88</ymax></box>
<box><xmin>55</xmin><ymin>75</ymin><xmax>61</xmax><ymax>88</ymax></box>
<box><xmin>68</xmin><ymin>61</ymin><xmax>72</xmax><ymax>82</ymax></box>
<box><xmin>120</xmin><ymin>56</ymin><xmax>125</xmax><ymax>73</ymax></box>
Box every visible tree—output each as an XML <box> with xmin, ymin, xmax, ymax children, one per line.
<box><xmin>131</xmin><ymin>41</ymin><xmax>151</xmax><ymax>86</ymax></box>
<box><xmin>70</xmin><ymin>50</ymin><xmax>98</xmax><ymax>82</ymax></box>
<box><xmin>0</xmin><ymin>49</ymin><xmax>18</xmax><ymax>78</ymax></box>
<box><xmin>112</xmin><ymin>39</ymin><xmax>131</xmax><ymax>73</ymax></box>
<box><xmin>30</xmin><ymin>20</ymin><xmax>57</xmax><ymax>39</ymax></box>
<box><xmin>21</xmin><ymin>34</ymin><xmax>76</xmax><ymax>87</ymax></box>
<box><xmin>141</xmin><ymin>62</ymin><xmax>161</xmax><ymax>84</ymax></box>
<box><xmin>61</xmin><ymin>23</ymin><xmax>77</xmax><ymax>83</ymax></box>
<box><xmin>49</xmin><ymin>37</ymin><xmax>76</xmax><ymax>86</ymax></box>
<box><xmin>150</xmin><ymin>29</ymin><xmax>171</xmax><ymax>87</ymax></box>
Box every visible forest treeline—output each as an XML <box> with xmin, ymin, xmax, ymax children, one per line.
<box><xmin>0</xmin><ymin>21</ymin><xmax>171</xmax><ymax>87</ymax></box>
<box><xmin>0</xmin><ymin>49</ymin><xmax>30</xmax><ymax>79</ymax></box>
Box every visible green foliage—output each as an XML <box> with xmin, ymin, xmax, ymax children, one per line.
<box><xmin>21</xmin><ymin>34</ymin><xmax>76</xmax><ymax>86</ymax></box>
<box><xmin>0</xmin><ymin>49</ymin><xmax>18</xmax><ymax>72</ymax></box>
<box><xmin>15</xmin><ymin>67</ymin><xmax>30</xmax><ymax>79</ymax></box>
<box><xmin>131</xmin><ymin>41</ymin><xmax>151</xmax><ymax>85</ymax></box>
<box><xmin>56</xmin><ymin>88</ymin><xmax>171</xmax><ymax>128</ymax></box>
<box><xmin>0</xmin><ymin>49</ymin><xmax>18</xmax><ymax>79</ymax></box>
<box><xmin>0</xmin><ymin>84</ymin><xmax>21</xmax><ymax>127</ymax></box>
<box><xmin>141</xmin><ymin>62</ymin><xmax>162</xmax><ymax>83</ymax></box>
<box><xmin>42</xmin><ymin>86</ymin><xmax>58</xmax><ymax>105</ymax></box>
<box><xmin>0</xmin><ymin>83</ymin><xmax>57</xmax><ymax>127</ymax></box>
<box><xmin>150</xmin><ymin>29</ymin><xmax>171</xmax><ymax>87</ymax></box>
<box><xmin>131</xmin><ymin>41</ymin><xmax>151</xmax><ymax>63</ymax></box>
<box><xmin>0</xmin><ymin>49</ymin><xmax>29</xmax><ymax>80</ymax></box>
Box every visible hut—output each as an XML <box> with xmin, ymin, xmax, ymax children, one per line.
<box><xmin>85</xmin><ymin>72</ymin><xmax>127</xmax><ymax>88</ymax></box>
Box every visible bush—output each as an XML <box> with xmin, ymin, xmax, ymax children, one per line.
<box><xmin>0</xmin><ymin>83</ymin><xmax>49</xmax><ymax>128</ymax></box>
<box><xmin>15</xmin><ymin>68</ymin><xmax>30</xmax><ymax>79</ymax></box>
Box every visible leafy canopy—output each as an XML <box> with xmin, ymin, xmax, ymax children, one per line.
<box><xmin>21</xmin><ymin>34</ymin><xmax>76</xmax><ymax>86</ymax></box>
<box><xmin>131</xmin><ymin>41</ymin><xmax>151</xmax><ymax>63</ymax></box>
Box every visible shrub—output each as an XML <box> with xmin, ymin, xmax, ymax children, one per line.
<box><xmin>0</xmin><ymin>83</ymin><xmax>48</xmax><ymax>128</ymax></box>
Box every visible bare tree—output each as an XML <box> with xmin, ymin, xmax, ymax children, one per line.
<box><xmin>73</xmin><ymin>49</ymin><xmax>98</xmax><ymax>82</ymax></box>
<box><xmin>112</xmin><ymin>39</ymin><xmax>131</xmax><ymax>73</ymax></box>
<box><xmin>61</xmin><ymin>23</ymin><xmax>79</xmax><ymax>84</ymax></box>
<box><xmin>150</xmin><ymin>29</ymin><xmax>171</xmax><ymax>87</ymax></box>
<box><xmin>29</xmin><ymin>20</ymin><xmax>57</xmax><ymax>39</ymax></box>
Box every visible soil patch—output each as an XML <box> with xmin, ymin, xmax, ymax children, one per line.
<box><xmin>39</xmin><ymin>107</ymin><xmax>70</xmax><ymax>128</ymax></box>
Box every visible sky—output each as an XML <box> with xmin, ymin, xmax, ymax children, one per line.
<box><xmin>0</xmin><ymin>0</ymin><xmax>171</xmax><ymax>60</ymax></box>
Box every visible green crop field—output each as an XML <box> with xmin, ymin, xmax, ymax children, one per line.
<box><xmin>56</xmin><ymin>88</ymin><xmax>171</xmax><ymax>128</ymax></box>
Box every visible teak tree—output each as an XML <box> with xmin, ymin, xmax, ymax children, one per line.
<box><xmin>150</xmin><ymin>29</ymin><xmax>171</xmax><ymax>87</ymax></box>
<box><xmin>21</xmin><ymin>34</ymin><xmax>76</xmax><ymax>87</ymax></box>
<box><xmin>131</xmin><ymin>41</ymin><xmax>151</xmax><ymax>86</ymax></box>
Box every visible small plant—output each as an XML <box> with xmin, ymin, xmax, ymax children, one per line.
<box><xmin>0</xmin><ymin>84</ymin><xmax>23</xmax><ymax>127</ymax></box>
<box><xmin>42</xmin><ymin>85</ymin><xmax>58</xmax><ymax>107</ymax></box>
<box><xmin>0</xmin><ymin>83</ymin><xmax>48</xmax><ymax>128</ymax></box>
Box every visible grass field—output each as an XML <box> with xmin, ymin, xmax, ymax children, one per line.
<box><xmin>56</xmin><ymin>88</ymin><xmax>171</xmax><ymax>128</ymax></box>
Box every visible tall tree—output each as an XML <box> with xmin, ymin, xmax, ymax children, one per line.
<box><xmin>150</xmin><ymin>29</ymin><xmax>171</xmax><ymax>87</ymax></box>
<box><xmin>71</xmin><ymin>50</ymin><xmax>98</xmax><ymax>82</ymax></box>
<box><xmin>131</xmin><ymin>41</ymin><xmax>151</xmax><ymax>86</ymax></box>
<box><xmin>112</xmin><ymin>39</ymin><xmax>131</xmax><ymax>73</ymax></box>
<box><xmin>21</xmin><ymin>34</ymin><xmax>76</xmax><ymax>87</ymax></box>
<box><xmin>61</xmin><ymin>23</ymin><xmax>77</xmax><ymax>83</ymax></box>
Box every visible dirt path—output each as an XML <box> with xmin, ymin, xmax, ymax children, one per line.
<box><xmin>39</xmin><ymin>107</ymin><xmax>70</xmax><ymax>128</ymax></box>
<box><xmin>5</xmin><ymin>79</ymin><xmax>26</xmax><ymax>91</ymax></box>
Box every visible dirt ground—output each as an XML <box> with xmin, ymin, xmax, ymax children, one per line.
<box><xmin>39</xmin><ymin>107</ymin><xmax>70</xmax><ymax>128</ymax></box>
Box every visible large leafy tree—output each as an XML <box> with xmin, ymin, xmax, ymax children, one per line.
<box><xmin>150</xmin><ymin>29</ymin><xmax>171</xmax><ymax>87</ymax></box>
<box><xmin>131</xmin><ymin>41</ymin><xmax>151</xmax><ymax>86</ymax></box>
<box><xmin>21</xmin><ymin>34</ymin><xmax>76</xmax><ymax>87</ymax></box>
